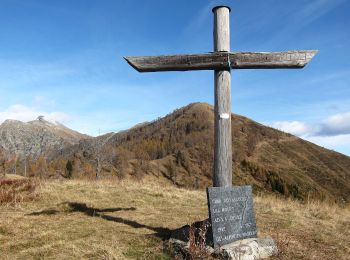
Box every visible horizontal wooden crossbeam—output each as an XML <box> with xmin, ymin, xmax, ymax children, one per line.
<box><xmin>124</xmin><ymin>50</ymin><xmax>317</xmax><ymax>72</ymax></box>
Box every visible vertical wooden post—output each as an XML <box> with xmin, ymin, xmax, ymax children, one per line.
<box><xmin>213</xmin><ymin>6</ymin><xmax>232</xmax><ymax>187</ymax></box>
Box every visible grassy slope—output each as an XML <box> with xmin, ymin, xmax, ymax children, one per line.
<box><xmin>1</xmin><ymin>178</ymin><xmax>349</xmax><ymax>259</ymax></box>
<box><xmin>61</xmin><ymin>102</ymin><xmax>350</xmax><ymax>203</ymax></box>
<box><xmin>7</xmin><ymin>102</ymin><xmax>349</xmax><ymax>204</ymax></box>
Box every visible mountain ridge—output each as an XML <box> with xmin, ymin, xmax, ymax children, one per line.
<box><xmin>0</xmin><ymin>116</ymin><xmax>90</xmax><ymax>158</ymax></box>
<box><xmin>0</xmin><ymin>103</ymin><xmax>349</xmax><ymax>203</ymax></box>
<box><xmin>44</xmin><ymin>102</ymin><xmax>350</xmax><ymax>203</ymax></box>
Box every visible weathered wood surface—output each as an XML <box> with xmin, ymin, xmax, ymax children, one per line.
<box><xmin>124</xmin><ymin>50</ymin><xmax>318</xmax><ymax>72</ymax></box>
<box><xmin>213</xmin><ymin>6</ymin><xmax>230</xmax><ymax>52</ymax></box>
<box><xmin>213</xmin><ymin>6</ymin><xmax>232</xmax><ymax>187</ymax></box>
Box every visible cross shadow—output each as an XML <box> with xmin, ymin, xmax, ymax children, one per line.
<box><xmin>66</xmin><ymin>202</ymin><xmax>137</xmax><ymax>216</ymax></box>
<box><xmin>28</xmin><ymin>203</ymin><xmax>135</xmax><ymax>216</ymax></box>
<box><xmin>28</xmin><ymin>209</ymin><xmax>60</xmax><ymax>215</ymax></box>
<box><xmin>28</xmin><ymin>202</ymin><xmax>171</xmax><ymax>240</ymax></box>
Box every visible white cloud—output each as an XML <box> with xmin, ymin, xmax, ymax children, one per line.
<box><xmin>305</xmin><ymin>134</ymin><xmax>350</xmax><ymax>156</ymax></box>
<box><xmin>306</xmin><ymin>134</ymin><xmax>350</xmax><ymax>147</ymax></box>
<box><xmin>270</xmin><ymin>121</ymin><xmax>311</xmax><ymax>136</ymax></box>
<box><xmin>269</xmin><ymin>111</ymin><xmax>350</xmax><ymax>156</ymax></box>
<box><xmin>0</xmin><ymin>104</ymin><xmax>70</xmax><ymax>124</ymax></box>
<box><xmin>270</xmin><ymin>111</ymin><xmax>350</xmax><ymax>137</ymax></box>
<box><xmin>317</xmin><ymin>112</ymin><xmax>350</xmax><ymax>136</ymax></box>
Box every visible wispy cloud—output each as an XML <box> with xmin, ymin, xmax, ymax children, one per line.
<box><xmin>256</xmin><ymin>0</ymin><xmax>347</xmax><ymax>49</ymax></box>
<box><xmin>0</xmin><ymin>46</ymin><xmax>121</xmax><ymax>92</ymax></box>
<box><xmin>181</xmin><ymin>1</ymin><xmax>212</xmax><ymax>36</ymax></box>
<box><xmin>0</xmin><ymin>59</ymin><xmax>76</xmax><ymax>88</ymax></box>
<box><xmin>179</xmin><ymin>0</ymin><xmax>217</xmax><ymax>50</ymax></box>
<box><xmin>294</xmin><ymin>0</ymin><xmax>346</xmax><ymax>26</ymax></box>
<box><xmin>307</xmin><ymin>69</ymin><xmax>350</xmax><ymax>84</ymax></box>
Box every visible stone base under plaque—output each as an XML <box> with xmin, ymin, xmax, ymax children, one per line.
<box><xmin>169</xmin><ymin>220</ymin><xmax>277</xmax><ymax>259</ymax></box>
<box><xmin>220</xmin><ymin>237</ymin><xmax>278</xmax><ymax>260</ymax></box>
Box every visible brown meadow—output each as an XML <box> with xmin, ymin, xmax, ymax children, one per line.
<box><xmin>1</xmin><ymin>175</ymin><xmax>349</xmax><ymax>259</ymax></box>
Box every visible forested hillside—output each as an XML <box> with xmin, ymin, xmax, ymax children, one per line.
<box><xmin>1</xmin><ymin>103</ymin><xmax>349</xmax><ymax>203</ymax></box>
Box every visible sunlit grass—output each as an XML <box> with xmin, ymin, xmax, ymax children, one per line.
<box><xmin>0</xmin><ymin>176</ymin><xmax>349</xmax><ymax>259</ymax></box>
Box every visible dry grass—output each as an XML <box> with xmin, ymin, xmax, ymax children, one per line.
<box><xmin>186</xmin><ymin>221</ymin><xmax>212</xmax><ymax>259</ymax></box>
<box><xmin>255</xmin><ymin>194</ymin><xmax>350</xmax><ymax>259</ymax></box>
<box><xmin>0</xmin><ymin>177</ymin><xmax>349</xmax><ymax>259</ymax></box>
<box><xmin>0</xmin><ymin>177</ymin><xmax>39</xmax><ymax>206</ymax></box>
<box><xmin>0</xmin><ymin>178</ymin><xmax>207</xmax><ymax>259</ymax></box>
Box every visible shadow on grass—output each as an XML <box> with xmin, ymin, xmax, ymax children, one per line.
<box><xmin>28</xmin><ymin>202</ymin><xmax>171</xmax><ymax>240</ymax></box>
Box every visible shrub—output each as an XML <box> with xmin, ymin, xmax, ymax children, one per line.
<box><xmin>187</xmin><ymin>221</ymin><xmax>211</xmax><ymax>259</ymax></box>
<box><xmin>66</xmin><ymin>160</ymin><xmax>73</xmax><ymax>178</ymax></box>
<box><xmin>287</xmin><ymin>183</ymin><xmax>301</xmax><ymax>199</ymax></box>
<box><xmin>0</xmin><ymin>178</ymin><xmax>38</xmax><ymax>205</ymax></box>
<box><xmin>267</xmin><ymin>172</ymin><xmax>286</xmax><ymax>195</ymax></box>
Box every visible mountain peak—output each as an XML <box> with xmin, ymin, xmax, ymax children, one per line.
<box><xmin>0</xmin><ymin>116</ymin><xmax>90</xmax><ymax>157</ymax></box>
<box><xmin>36</xmin><ymin>115</ymin><xmax>50</xmax><ymax>123</ymax></box>
<box><xmin>37</xmin><ymin>115</ymin><xmax>44</xmax><ymax>121</ymax></box>
<box><xmin>29</xmin><ymin>115</ymin><xmax>57</xmax><ymax>126</ymax></box>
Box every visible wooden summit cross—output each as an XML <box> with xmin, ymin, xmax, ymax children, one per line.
<box><xmin>125</xmin><ymin>6</ymin><xmax>317</xmax><ymax>188</ymax></box>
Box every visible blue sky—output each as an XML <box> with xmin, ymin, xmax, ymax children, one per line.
<box><xmin>0</xmin><ymin>0</ymin><xmax>350</xmax><ymax>155</ymax></box>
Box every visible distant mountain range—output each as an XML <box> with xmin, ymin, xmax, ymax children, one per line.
<box><xmin>0</xmin><ymin>116</ymin><xmax>90</xmax><ymax>157</ymax></box>
<box><xmin>0</xmin><ymin>103</ymin><xmax>349</xmax><ymax>203</ymax></box>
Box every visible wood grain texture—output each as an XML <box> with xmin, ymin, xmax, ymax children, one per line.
<box><xmin>124</xmin><ymin>50</ymin><xmax>317</xmax><ymax>72</ymax></box>
<box><xmin>213</xmin><ymin>6</ymin><xmax>230</xmax><ymax>52</ymax></box>
<box><xmin>213</xmin><ymin>6</ymin><xmax>232</xmax><ymax>188</ymax></box>
<box><xmin>214</xmin><ymin>70</ymin><xmax>232</xmax><ymax>187</ymax></box>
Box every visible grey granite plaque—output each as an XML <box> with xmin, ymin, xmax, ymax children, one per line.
<box><xmin>207</xmin><ymin>186</ymin><xmax>257</xmax><ymax>247</ymax></box>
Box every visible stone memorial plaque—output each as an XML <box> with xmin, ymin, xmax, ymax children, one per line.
<box><xmin>207</xmin><ymin>186</ymin><xmax>257</xmax><ymax>247</ymax></box>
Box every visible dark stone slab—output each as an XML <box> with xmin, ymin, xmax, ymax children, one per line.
<box><xmin>207</xmin><ymin>186</ymin><xmax>257</xmax><ymax>247</ymax></box>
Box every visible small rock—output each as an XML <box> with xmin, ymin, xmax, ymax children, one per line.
<box><xmin>169</xmin><ymin>234</ymin><xmax>277</xmax><ymax>259</ymax></box>
<box><xmin>169</xmin><ymin>220</ymin><xmax>277</xmax><ymax>259</ymax></box>
<box><xmin>220</xmin><ymin>237</ymin><xmax>278</xmax><ymax>260</ymax></box>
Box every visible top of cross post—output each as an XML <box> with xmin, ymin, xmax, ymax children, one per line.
<box><xmin>212</xmin><ymin>5</ymin><xmax>231</xmax><ymax>13</ymax></box>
